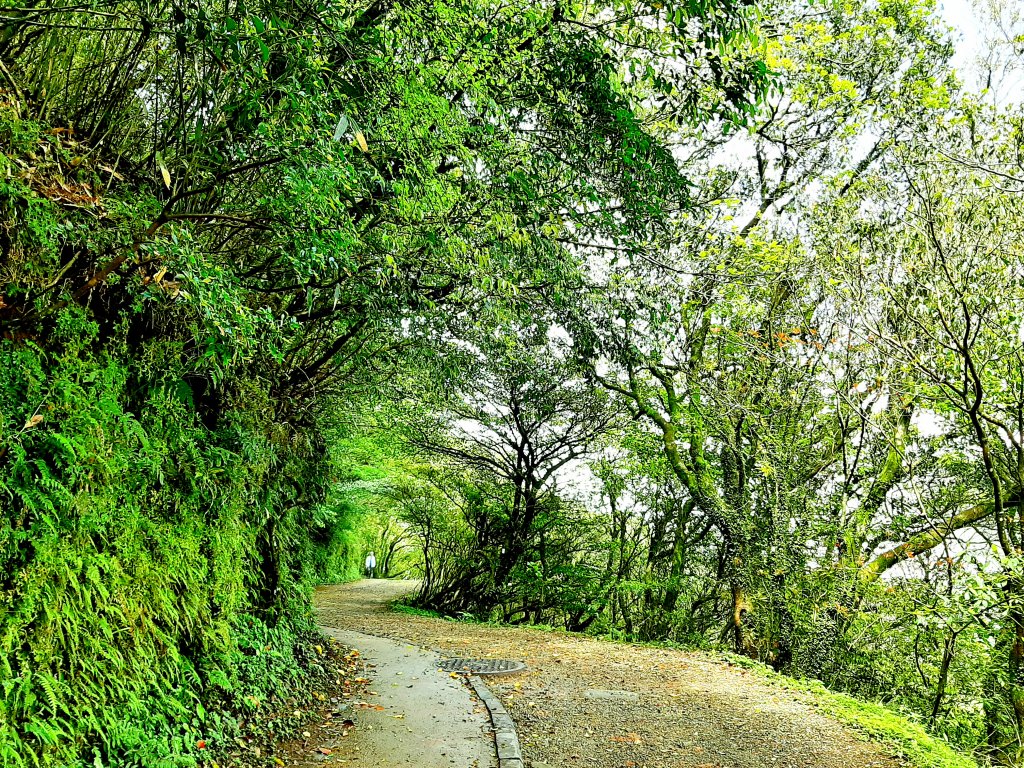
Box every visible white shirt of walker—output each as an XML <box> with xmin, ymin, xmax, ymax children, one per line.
<box><xmin>365</xmin><ymin>552</ymin><xmax>377</xmax><ymax>578</ymax></box>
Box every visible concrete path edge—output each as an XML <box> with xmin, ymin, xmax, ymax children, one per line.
<box><xmin>467</xmin><ymin>674</ymin><xmax>523</xmax><ymax>768</ymax></box>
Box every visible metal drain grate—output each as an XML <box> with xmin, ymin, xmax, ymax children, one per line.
<box><xmin>438</xmin><ymin>658</ymin><xmax>527</xmax><ymax>675</ymax></box>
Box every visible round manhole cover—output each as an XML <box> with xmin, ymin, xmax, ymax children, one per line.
<box><xmin>438</xmin><ymin>658</ymin><xmax>527</xmax><ymax>675</ymax></box>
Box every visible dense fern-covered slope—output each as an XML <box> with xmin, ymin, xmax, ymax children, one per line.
<box><xmin>0</xmin><ymin>105</ymin><xmax>365</xmax><ymax>766</ymax></box>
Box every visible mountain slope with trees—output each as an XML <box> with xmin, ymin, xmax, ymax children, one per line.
<box><xmin>2</xmin><ymin>0</ymin><xmax>1024</xmax><ymax>766</ymax></box>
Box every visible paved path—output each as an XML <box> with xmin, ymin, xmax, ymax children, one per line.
<box><xmin>316</xmin><ymin>594</ymin><xmax>496</xmax><ymax>768</ymax></box>
<box><xmin>316</xmin><ymin>580</ymin><xmax>904</xmax><ymax>768</ymax></box>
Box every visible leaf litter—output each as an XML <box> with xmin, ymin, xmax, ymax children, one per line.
<box><xmin>313</xmin><ymin>580</ymin><xmax>905</xmax><ymax>768</ymax></box>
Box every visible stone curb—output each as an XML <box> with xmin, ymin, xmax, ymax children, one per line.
<box><xmin>467</xmin><ymin>674</ymin><xmax>524</xmax><ymax>768</ymax></box>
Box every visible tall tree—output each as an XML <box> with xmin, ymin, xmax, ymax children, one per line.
<box><xmin>567</xmin><ymin>0</ymin><xmax>954</xmax><ymax>654</ymax></box>
<box><xmin>823</xmin><ymin>109</ymin><xmax>1024</xmax><ymax>745</ymax></box>
<box><xmin>405</xmin><ymin>322</ymin><xmax>618</xmax><ymax>615</ymax></box>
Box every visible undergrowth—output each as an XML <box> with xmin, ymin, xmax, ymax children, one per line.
<box><xmin>717</xmin><ymin>653</ymin><xmax>980</xmax><ymax>768</ymax></box>
<box><xmin>0</xmin><ymin>325</ymin><xmax>363</xmax><ymax>766</ymax></box>
<box><xmin>0</xmin><ymin>102</ymin><xmax>367</xmax><ymax>766</ymax></box>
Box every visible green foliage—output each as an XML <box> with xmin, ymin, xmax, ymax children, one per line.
<box><xmin>1</xmin><ymin>0</ymin><xmax>1009</xmax><ymax>764</ymax></box>
<box><xmin>0</xmin><ymin>0</ymin><xmax>764</xmax><ymax>759</ymax></box>
<box><xmin>725</xmin><ymin>653</ymin><xmax>980</xmax><ymax>768</ymax></box>
<box><xmin>0</xmin><ymin>317</ymin><xmax>361</xmax><ymax>765</ymax></box>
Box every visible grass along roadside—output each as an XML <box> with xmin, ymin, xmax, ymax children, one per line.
<box><xmin>719</xmin><ymin>653</ymin><xmax>979</xmax><ymax>768</ymax></box>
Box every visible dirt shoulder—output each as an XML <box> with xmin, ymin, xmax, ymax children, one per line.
<box><xmin>315</xmin><ymin>580</ymin><xmax>903</xmax><ymax>768</ymax></box>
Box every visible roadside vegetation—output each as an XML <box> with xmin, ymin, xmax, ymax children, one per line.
<box><xmin>2</xmin><ymin>0</ymin><xmax>1024</xmax><ymax>766</ymax></box>
<box><xmin>726</xmin><ymin>653</ymin><xmax>979</xmax><ymax>768</ymax></box>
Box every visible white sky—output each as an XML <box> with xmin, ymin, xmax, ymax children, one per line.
<box><xmin>939</xmin><ymin>0</ymin><xmax>1023</xmax><ymax>103</ymax></box>
<box><xmin>941</xmin><ymin>0</ymin><xmax>986</xmax><ymax>66</ymax></box>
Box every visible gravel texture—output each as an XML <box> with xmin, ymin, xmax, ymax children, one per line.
<box><xmin>315</xmin><ymin>580</ymin><xmax>905</xmax><ymax>768</ymax></box>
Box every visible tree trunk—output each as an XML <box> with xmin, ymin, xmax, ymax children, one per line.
<box><xmin>731</xmin><ymin>581</ymin><xmax>754</xmax><ymax>656</ymax></box>
<box><xmin>1010</xmin><ymin>597</ymin><xmax>1024</xmax><ymax>731</ymax></box>
<box><xmin>930</xmin><ymin>631</ymin><xmax>957</xmax><ymax>725</ymax></box>
<box><xmin>662</xmin><ymin>501</ymin><xmax>696</xmax><ymax>614</ymax></box>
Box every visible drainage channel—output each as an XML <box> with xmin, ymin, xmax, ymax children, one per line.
<box><xmin>438</xmin><ymin>658</ymin><xmax>528</xmax><ymax>675</ymax></box>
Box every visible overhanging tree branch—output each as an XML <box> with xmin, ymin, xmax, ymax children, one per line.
<box><xmin>858</xmin><ymin>501</ymin><xmax>995</xmax><ymax>584</ymax></box>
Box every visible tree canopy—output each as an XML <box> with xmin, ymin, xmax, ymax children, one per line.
<box><xmin>4</xmin><ymin>0</ymin><xmax>1024</xmax><ymax>765</ymax></box>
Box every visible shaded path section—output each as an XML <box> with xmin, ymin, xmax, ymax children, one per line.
<box><xmin>312</xmin><ymin>590</ymin><xmax>497</xmax><ymax>768</ymax></box>
<box><xmin>316</xmin><ymin>580</ymin><xmax>903</xmax><ymax>768</ymax></box>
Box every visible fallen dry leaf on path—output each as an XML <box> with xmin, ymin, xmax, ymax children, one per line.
<box><xmin>610</xmin><ymin>733</ymin><xmax>642</xmax><ymax>744</ymax></box>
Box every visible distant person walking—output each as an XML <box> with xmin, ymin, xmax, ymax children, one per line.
<box><xmin>365</xmin><ymin>551</ymin><xmax>377</xmax><ymax>579</ymax></box>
